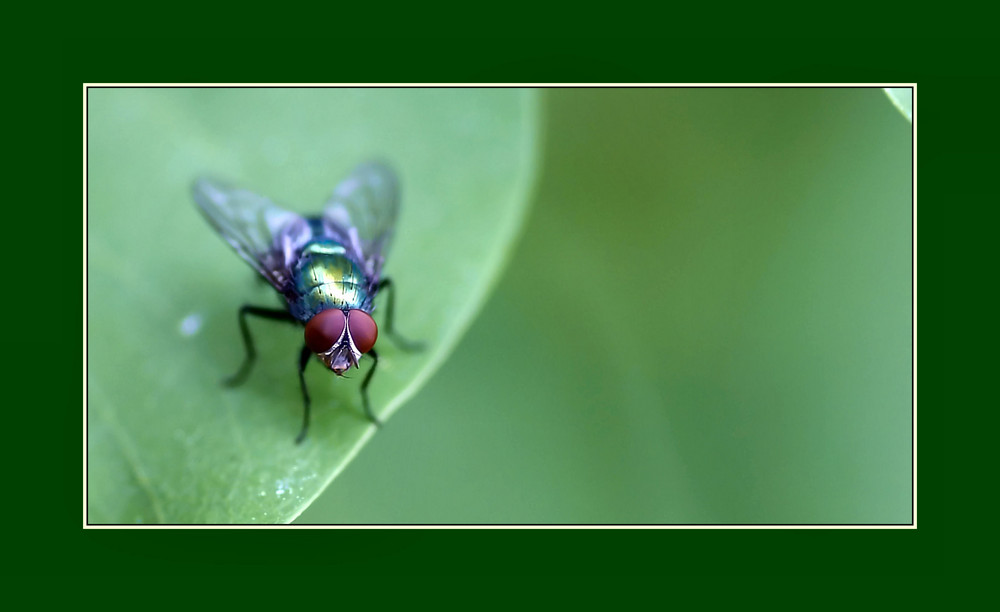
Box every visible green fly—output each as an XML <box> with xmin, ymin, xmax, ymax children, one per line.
<box><xmin>193</xmin><ymin>162</ymin><xmax>419</xmax><ymax>443</ymax></box>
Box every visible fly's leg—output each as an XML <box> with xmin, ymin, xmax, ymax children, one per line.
<box><xmin>224</xmin><ymin>305</ymin><xmax>298</xmax><ymax>387</ymax></box>
<box><xmin>296</xmin><ymin>345</ymin><xmax>312</xmax><ymax>444</ymax></box>
<box><xmin>360</xmin><ymin>348</ymin><xmax>383</xmax><ymax>427</ymax></box>
<box><xmin>376</xmin><ymin>278</ymin><xmax>425</xmax><ymax>351</ymax></box>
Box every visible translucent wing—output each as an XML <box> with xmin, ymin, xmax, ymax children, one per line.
<box><xmin>192</xmin><ymin>178</ymin><xmax>311</xmax><ymax>291</ymax></box>
<box><xmin>321</xmin><ymin>162</ymin><xmax>400</xmax><ymax>279</ymax></box>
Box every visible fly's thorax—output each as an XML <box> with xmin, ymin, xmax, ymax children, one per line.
<box><xmin>288</xmin><ymin>240</ymin><xmax>373</xmax><ymax>320</ymax></box>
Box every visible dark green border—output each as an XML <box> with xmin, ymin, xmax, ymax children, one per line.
<box><xmin>59</xmin><ymin>33</ymin><xmax>976</xmax><ymax>578</ymax></box>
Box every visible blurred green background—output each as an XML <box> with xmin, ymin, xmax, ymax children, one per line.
<box><xmin>296</xmin><ymin>88</ymin><xmax>912</xmax><ymax>524</ymax></box>
<box><xmin>87</xmin><ymin>87</ymin><xmax>911</xmax><ymax>525</ymax></box>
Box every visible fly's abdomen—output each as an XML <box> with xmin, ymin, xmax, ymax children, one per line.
<box><xmin>289</xmin><ymin>241</ymin><xmax>369</xmax><ymax>320</ymax></box>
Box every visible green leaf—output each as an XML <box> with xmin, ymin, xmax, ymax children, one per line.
<box><xmin>87</xmin><ymin>89</ymin><xmax>540</xmax><ymax>524</ymax></box>
<box><xmin>884</xmin><ymin>87</ymin><xmax>912</xmax><ymax>122</ymax></box>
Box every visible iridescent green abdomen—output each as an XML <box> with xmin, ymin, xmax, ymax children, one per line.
<box><xmin>289</xmin><ymin>240</ymin><xmax>370</xmax><ymax>321</ymax></box>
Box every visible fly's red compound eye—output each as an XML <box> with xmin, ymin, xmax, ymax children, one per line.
<box><xmin>304</xmin><ymin>309</ymin><xmax>347</xmax><ymax>353</ymax></box>
<box><xmin>348</xmin><ymin>309</ymin><xmax>378</xmax><ymax>354</ymax></box>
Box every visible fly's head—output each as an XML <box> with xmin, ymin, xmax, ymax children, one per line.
<box><xmin>304</xmin><ymin>309</ymin><xmax>378</xmax><ymax>375</ymax></box>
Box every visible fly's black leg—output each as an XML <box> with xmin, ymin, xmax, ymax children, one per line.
<box><xmin>224</xmin><ymin>305</ymin><xmax>298</xmax><ymax>387</ymax></box>
<box><xmin>295</xmin><ymin>345</ymin><xmax>312</xmax><ymax>444</ymax></box>
<box><xmin>360</xmin><ymin>348</ymin><xmax>383</xmax><ymax>427</ymax></box>
<box><xmin>376</xmin><ymin>278</ymin><xmax>424</xmax><ymax>351</ymax></box>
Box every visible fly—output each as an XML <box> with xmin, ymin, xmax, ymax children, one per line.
<box><xmin>193</xmin><ymin>162</ymin><xmax>420</xmax><ymax>443</ymax></box>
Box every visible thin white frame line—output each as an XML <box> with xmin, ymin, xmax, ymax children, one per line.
<box><xmin>83</xmin><ymin>84</ymin><xmax>916</xmax><ymax>529</ymax></box>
